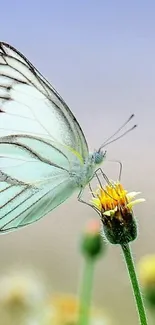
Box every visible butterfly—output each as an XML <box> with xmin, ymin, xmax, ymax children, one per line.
<box><xmin>0</xmin><ymin>42</ymin><xmax>136</xmax><ymax>233</ymax></box>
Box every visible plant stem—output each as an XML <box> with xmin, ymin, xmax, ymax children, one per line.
<box><xmin>122</xmin><ymin>243</ymin><xmax>148</xmax><ymax>325</ymax></box>
<box><xmin>78</xmin><ymin>257</ymin><xmax>94</xmax><ymax>325</ymax></box>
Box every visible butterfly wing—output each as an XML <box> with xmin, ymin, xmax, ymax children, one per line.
<box><xmin>0</xmin><ymin>42</ymin><xmax>90</xmax><ymax>232</ymax></box>
<box><xmin>0</xmin><ymin>42</ymin><xmax>89</xmax><ymax>160</ymax></box>
<box><xmin>0</xmin><ymin>134</ymin><xmax>78</xmax><ymax>233</ymax></box>
<box><xmin>0</xmin><ymin>176</ymin><xmax>76</xmax><ymax>233</ymax></box>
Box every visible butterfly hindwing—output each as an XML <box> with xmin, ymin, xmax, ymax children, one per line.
<box><xmin>0</xmin><ymin>175</ymin><xmax>76</xmax><ymax>233</ymax></box>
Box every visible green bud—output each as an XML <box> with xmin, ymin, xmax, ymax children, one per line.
<box><xmin>81</xmin><ymin>220</ymin><xmax>106</xmax><ymax>259</ymax></box>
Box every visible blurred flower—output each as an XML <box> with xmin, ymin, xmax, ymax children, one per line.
<box><xmin>91</xmin><ymin>181</ymin><xmax>145</xmax><ymax>244</ymax></box>
<box><xmin>81</xmin><ymin>219</ymin><xmax>106</xmax><ymax>258</ymax></box>
<box><xmin>0</xmin><ymin>268</ymin><xmax>47</xmax><ymax>325</ymax></box>
<box><xmin>44</xmin><ymin>294</ymin><xmax>109</xmax><ymax>325</ymax></box>
<box><xmin>137</xmin><ymin>255</ymin><xmax>155</xmax><ymax>308</ymax></box>
<box><xmin>137</xmin><ymin>255</ymin><xmax>155</xmax><ymax>287</ymax></box>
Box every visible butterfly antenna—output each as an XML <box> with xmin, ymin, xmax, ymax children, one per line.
<box><xmin>101</xmin><ymin>124</ymin><xmax>137</xmax><ymax>148</ymax></box>
<box><xmin>99</xmin><ymin>114</ymin><xmax>135</xmax><ymax>150</ymax></box>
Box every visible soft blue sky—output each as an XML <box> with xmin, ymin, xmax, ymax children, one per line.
<box><xmin>1</xmin><ymin>2</ymin><xmax>155</xmax><ymax>324</ymax></box>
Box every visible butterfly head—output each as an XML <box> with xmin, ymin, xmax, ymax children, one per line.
<box><xmin>93</xmin><ymin>149</ymin><xmax>107</xmax><ymax>165</ymax></box>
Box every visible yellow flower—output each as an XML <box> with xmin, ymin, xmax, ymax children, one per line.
<box><xmin>92</xmin><ymin>182</ymin><xmax>144</xmax><ymax>216</ymax></box>
<box><xmin>137</xmin><ymin>255</ymin><xmax>155</xmax><ymax>287</ymax></box>
<box><xmin>44</xmin><ymin>294</ymin><xmax>110</xmax><ymax>325</ymax></box>
<box><xmin>91</xmin><ymin>181</ymin><xmax>145</xmax><ymax>245</ymax></box>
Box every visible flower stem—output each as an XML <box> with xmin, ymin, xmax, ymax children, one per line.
<box><xmin>122</xmin><ymin>243</ymin><xmax>148</xmax><ymax>325</ymax></box>
<box><xmin>78</xmin><ymin>257</ymin><xmax>95</xmax><ymax>325</ymax></box>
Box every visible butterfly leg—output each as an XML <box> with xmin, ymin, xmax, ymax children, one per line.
<box><xmin>106</xmin><ymin>159</ymin><xmax>123</xmax><ymax>181</ymax></box>
<box><xmin>77</xmin><ymin>187</ymin><xmax>87</xmax><ymax>204</ymax></box>
<box><xmin>77</xmin><ymin>187</ymin><xmax>100</xmax><ymax>215</ymax></box>
<box><xmin>77</xmin><ymin>169</ymin><xmax>106</xmax><ymax>205</ymax></box>
<box><xmin>93</xmin><ymin>167</ymin><xmax>122</xmax><ymax>198</ymax></box>
<box><xmin>93</xmin><ymin>160</ymin><xmax>122</xmax><ymax>184</ymax></box>
<box><xmin>93</xmin><ymin>168</ymin><xmax>111</xmax><ymax>187</ymax></box>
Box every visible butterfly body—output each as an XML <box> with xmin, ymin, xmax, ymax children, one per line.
<box><xmin>69</xmin><ymin>151</ymin><xmax>105</xmax><ymax>187</ymax></box>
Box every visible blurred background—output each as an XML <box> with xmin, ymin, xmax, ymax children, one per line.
<box><xmin>0</xmin><ymin>1</ymin><xmax>155</xmax><ymax>324</ymax></box>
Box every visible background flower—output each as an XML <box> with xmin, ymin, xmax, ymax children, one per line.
<box><xmin>0</xmin><ymin>268</ymin><xmax>47</xmax><ymax>325</ymax></box>
<box><xmin>44</xmin><ymin>294</ymin><xmax>110</xmax><ymax>325</ymax></box>
<box><xmin>137</xmin><ymin>255</ymin><xmax>155</xmax><ymax>309</ymax></box>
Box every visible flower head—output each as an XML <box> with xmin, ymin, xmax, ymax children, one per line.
<box><xmin>91</xmin><ymin>181</ymin><xmax>145</xmax><ymax>245</ymax></box>
<box><xmin>92</xmin><ymin>182</ymin><xmax>144</xmax><ymax>215</ymax></box>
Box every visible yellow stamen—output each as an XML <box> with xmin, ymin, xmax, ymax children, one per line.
<box><xmin>91</xmin><ymin>182</ymin><xmax>144</xmax><ymax>214</ymax></box>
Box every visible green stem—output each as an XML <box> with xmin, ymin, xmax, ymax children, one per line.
<box><xmin>122</xmin><ymin>243</ymin><xmax>148</xmax><ymax>325</ymax></box>
<box><xmin>78</xmin><ymin>257</ymin><xmax>95</xmax><ymax>325</ymax></box>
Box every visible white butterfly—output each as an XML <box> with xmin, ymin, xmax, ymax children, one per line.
<box><xmin>0</xmin><ymin>42</ymin><xmax>136</xmax><ymax>233</ymax></box>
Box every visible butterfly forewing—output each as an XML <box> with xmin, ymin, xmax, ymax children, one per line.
<box><xmin>0</xmin><ymin>42</ymin><xmax>89</xmax><ymax>159</ymax></box>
